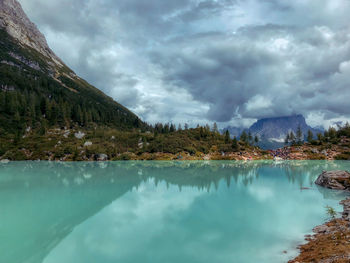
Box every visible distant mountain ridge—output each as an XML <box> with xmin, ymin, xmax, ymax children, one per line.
<box><xmin>224</xmin><ymin>115</ymin><xmax>323</xmax><ymax>149</ymax></box>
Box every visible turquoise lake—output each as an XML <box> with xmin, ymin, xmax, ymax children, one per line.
<box><xmin>1</xmin><ymin>161</ymin><xmax>350</xmax><ymax>263</ymax></box>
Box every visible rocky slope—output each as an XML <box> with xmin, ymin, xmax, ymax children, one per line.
<box><xmin>249</xmin><ymin>115</ymin><xmax>320</xmax><ymax>140</ymax></box>
<box><xmin>0</xmin><ymin>0</ymin><xmax>62</xmax><ymax>66</ymax></box>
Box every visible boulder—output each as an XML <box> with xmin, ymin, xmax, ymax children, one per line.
<box><xmin>315</xmin><ymin>170</ymin><xmax>350</xmax><ymax>191</ymax></box>
<box><xmin>96</xmin><ymin>154</ymin><xmax>108</xmax><ymax>161</ymax></box>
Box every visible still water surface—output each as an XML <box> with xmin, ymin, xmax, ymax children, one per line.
<box><xmin>1</xmin><ymin>161</ymin><xmax>350</xmax><ymax>263</ymax></box>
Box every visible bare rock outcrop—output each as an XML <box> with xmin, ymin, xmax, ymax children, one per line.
<box><xmin>0</xmin><ymin>0</ymin><xmax>62</xmax><ymax>66</ymax></box>
<box><xmin>340</xmin><ymin>198</ymin><xmax>350</xmax><ymax>222</ymax></box>
<box><xmin>315</xmin><ymin>170</ymin><xmax>350</xmax><ymax>191</ymax></box>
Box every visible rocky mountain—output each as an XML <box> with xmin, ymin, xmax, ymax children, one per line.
<box><xmin>0</xmin><ymin>0</ymin><xmax>145</xmax><ymax>134</ymax></box>
<box><xmin>0</xmin><ymin>0</ymin><xmax>62</xmax><ymax>66</ymax></box>
<box><xmin>223</xmin><ymin>115</ymin><xmax>323</xmax><ymax>149</ymax></box>
<box><xmin>250</xmin><ymin>115</ymin><xmax>323</xmax><ymax>149</ymax></box>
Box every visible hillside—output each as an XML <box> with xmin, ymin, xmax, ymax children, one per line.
<box><xmin>0</xmin><ymin>0</ymin><xmax>145</xmax><ymax>137</ymax></box>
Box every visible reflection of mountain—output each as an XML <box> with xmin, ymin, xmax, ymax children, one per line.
<box><xmin>0</xmin><ymin>163</ymin><xmax>142</xmax><ymax>263</ymax></box>
<box><xmin>0</xmin><ymin>161</ymin><xmax>348</xmax><ymax>263</ymax></box>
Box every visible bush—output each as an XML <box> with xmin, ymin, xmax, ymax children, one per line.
<box><xmin>3</xmin><ymin>150</ymin><xmax>27</xmax><ymax>160</ymax></box>
<box><xmin>335</xmin><ymin>153</ymin><xmax>350</xmax><ymax>160</ymax></box>
<box><xmin>184</xmin><ymin>146</ymin><xmax>196</xmax><ymax>155</ymax></box>
<box><xmin>116</xmin><ymin>153</ymin><xmax>131</xmax><ymax>160</ymax></box>
<box><xmin>64</xmin><ymin>146</ymin><xmax>74</xmax><ymax>154</ymax></box>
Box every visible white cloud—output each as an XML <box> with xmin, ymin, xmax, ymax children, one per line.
<box><xmin>18</xmin><ymin>0</ymin><xmax>350</xmax><ymax>127</ymax></box>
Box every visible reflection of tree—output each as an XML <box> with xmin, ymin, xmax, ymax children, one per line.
<box><xmin>0</xmin><ymin>160</ymin><xmax>348</xmax><ymax>263</ymax></box>
<box><xmin>315</xmin><ymin>185</ymin><xmax>350</xmax><ymax>200</ymax></box>
<box><xmin>270</xmin><ymin>161</ymin><xmax>349</xmax><ymax>189</ymax></box>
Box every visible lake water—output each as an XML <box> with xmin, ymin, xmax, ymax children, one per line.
<box><xmin>1</xmin><ymin>161</ymin><xmax>350</xmax><ymax>263</ymax></box>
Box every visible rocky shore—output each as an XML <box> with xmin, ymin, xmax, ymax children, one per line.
<box><xmin>289</xmin><ymin>171</ymin><xmax>350</xmax><ymax>263</ymax></box>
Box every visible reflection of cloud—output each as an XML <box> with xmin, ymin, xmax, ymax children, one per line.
<box><xmin>248</xmin><ymin>185</ymin><xmax>274</xmax><ymax>202</ymax></box>
<box><xmin>45</xmin><ymin>181</ymin><xmax>203</xmax><ymax>262</ymax></box>
<box><xmin>2</xmin><ymin>161</ymin><xmax>350</xmax><ymax>263</ymax></box>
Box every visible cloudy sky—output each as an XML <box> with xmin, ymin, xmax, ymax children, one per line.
<box><xmin>19</xmin><ymin>0</ymin><xmax>350</xmax><ymax>128</ymax></box>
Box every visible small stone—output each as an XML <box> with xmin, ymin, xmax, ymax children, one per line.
<box><xmin>63</xmin><ymin>130</ymin><xmax>70</xmax><ymax>138</ymax></box>
<box><xmin>74</xmin><ymin>131</ymin><xmax>85</xmax><ymax>139</ymax></box>
<box><xmin>84</xmin><ymin>141</ymin><xmax>92</xmax><ymax>147</ymax></box>
<box><xmin>313</xmin><ymin>225</ymin><xmax>329</xmax><ymax>234</ymax></box>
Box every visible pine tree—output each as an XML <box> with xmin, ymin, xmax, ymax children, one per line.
<box><xmin>317</xmin><ymin>133</ymin><xmax>323</xmax><ymax>142</ymax></box>
<box><xmin>225</xmin><ymin>130</ymin><xmax>230</xmax><ymax>143</ymax></box>
<box><xmin>285</xmin><ymin>133</ymin><xmax>290</xmax><ymax>145</ymax></box>
<box><xmin>254</xmin><ymin>135</ymin><xmax>259</xmax><ymax>144</ymax></box>
<box><xmin>296</xmin><ymin>125</ymin><xmax>303</xmax><ymax>144</ymax></box>
<box><xmin>247</xmin><ymin>131</ymin><xmax>253</xmax><ymax>145</ymax></box>
<box><xmin>240</xmin><ymin>131</ymin><xmax>248</xmax><ymax>143</ymax></box>
<box><xmin>232</xmin><ymin>136</ymin><xmax>239</xmax><ymax>151</ymax></box>
<box><xmin>328</xmin><ymin>127</ymin><xmax>337</xmax><ymax>140</ymax></box>
<box><xmin>289</xmin><ymin>131</ymin><xmax>296</xmax><ymax>145</ymax></box>
<box><xmin>212</xmin><ymin>122</ymin><xmax>218</xmax><ymax>133</ymax></box>
<box><xmin>307</xmin><ymin>130</ymin><xmax>313</xmax><ymax>142</ymax></box>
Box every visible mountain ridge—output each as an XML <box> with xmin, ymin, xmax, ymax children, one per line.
<box><xmin>0</xmin><ymin>0</ymin><xmax>145</xmax><ymax>134</ymax></box>
<box><xmin>0</xmin><ymin>0</ymin><xmax>62</xmax><ymax>66</ymax></box>
<box><xmin>224</xmin><ymin>115</ymin><xmax>323</xmax><ymax>149</ymax></box>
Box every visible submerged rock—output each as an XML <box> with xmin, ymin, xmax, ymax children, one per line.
<box><xmin>315</xmin><ymin>170</ymin><xmax>350</xmax><ymax>191</ymax></box>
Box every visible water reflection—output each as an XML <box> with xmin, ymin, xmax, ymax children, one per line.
<box><xmin>0</xmin><ymin>161</ymin><xmax>349</xmax><ymax>263</ymax></box>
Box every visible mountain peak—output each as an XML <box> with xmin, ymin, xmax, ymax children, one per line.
<box><xmin>223</xmin><ymin>115</ymin><xmax>323</xmax><ymax>149</ymax></box>
<box><xmin>0</xmin><ymin>0</ymin><xmax>62</xmax><ymax>66</ymax></box>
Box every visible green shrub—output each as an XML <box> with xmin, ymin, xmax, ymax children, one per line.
<box><xmin>335</xmin><ymin>153</ymin><xmax>350</xmax><ymax>160</ymax></box>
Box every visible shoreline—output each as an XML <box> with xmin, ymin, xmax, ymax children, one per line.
<box><xmin>0</xmin><ymin>157</ymin><xmax>348</xmax><ymax>162</ymax></box>
<box><xmin>289</xmin><ymin>198</ymin><xmax>350</xmax><ymax>263</ymax></box>
<box><xmin>0</xmin><ymin>146</ymin><xmax>347</xmax><ymax>162</ymax></box>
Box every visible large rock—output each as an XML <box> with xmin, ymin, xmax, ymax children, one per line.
<box><xmin>315</xmin><ymin>170</ymin><xmax>350</xmax><ymax>191</ymax></box>
<box><xmin>96</xmin><ymin>154</ymin><xmax>108</xmax><ymax>162</ymax></box>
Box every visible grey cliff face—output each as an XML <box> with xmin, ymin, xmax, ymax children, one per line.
<box><xmin>0</xmin><ymin>0</ymin><xmax>62</xmax><ymax>66</ymax></box>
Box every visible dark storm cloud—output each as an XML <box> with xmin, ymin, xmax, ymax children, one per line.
<box><xmin>18</xmin><ymin>0</ymin><xmax>350</xmax><ymax>127</ymax></box>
